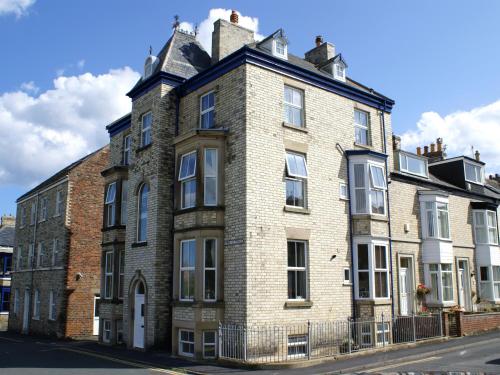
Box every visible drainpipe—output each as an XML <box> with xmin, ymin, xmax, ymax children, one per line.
<box><xmin>337</xmin><ymin>143</ymin><xmax>356</xmax><ymax>320</ymax></box>
<box><xmin>379</xmin><ymin>106</ymin><xmax>395</xmax><ymax>318</ymax></box>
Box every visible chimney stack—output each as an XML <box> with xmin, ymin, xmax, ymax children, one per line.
<box><xmin>475</xmin><ymin>150</ymin><xmax>481</xmax><ymax>162</ymax></box>
<box><xmin>430</xmin><ymin>143</ymin><xmax>435</xmax><ymax>153</ymax></box>
<box><xmin>437</xmin><ymin>138</ymin><xmax>443</xmax><ymax>152</ymax></box>
<box><xmin>0</xmin><ymin>215</ymin><xmax>15</xmax><ymax>228</ymax></box>
<box><xmin>230</xmin><ymin>10</ymin><xmax>238</xmax><ymax>24</ymax></box>
<box><xmin>392</xmin><ymin>134</ymin><xmax>401</xmax><ymax>151</ymax></box>
<box><xmin>424</xmin><ymin>146</ymin><xmax>429</xmax><ymax>155</ymax></box>
<box><xmin>304</xmin><ymin>37</ymin><xmax>335</xmax><ymax>66</ymax></box>
<box><xmin>211</xmin><ymin>11</ymin><xmax>254</xmax><ymax>64</ymax></box>
<box><xmin>416</xmin><ymin>147</ymin><xmax>422</xmax><ymax>156</ymax></box>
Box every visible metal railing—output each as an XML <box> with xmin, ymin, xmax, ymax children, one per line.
<box><xmin>219</xmin><ymin>313</ymin><xmax>443</xmax><ymax>363</ymax></box>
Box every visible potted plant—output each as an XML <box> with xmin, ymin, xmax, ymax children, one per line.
<box><xmin>416</xmin><ymin>284</ymin><xmax>430</xmax><ymax>297</ymax></box>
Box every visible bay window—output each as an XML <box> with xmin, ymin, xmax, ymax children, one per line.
<box><xmin>426</xmin><ymin>263</ymin><xmax>454</xmax><ymax>304</ymax></box>
<box><xmin>473</xmin><ymin>210</ymin><xmax>498</xmax><ymax>245</ymax></box>
<box><xmin>179</xmin><ymin>151</ymin><xmax>197</xmax><ymax>209</ymax></box>
<box><xmin>479</xmin><ymin>265</ymin><xmax>500</xmax><ymax>301</ymax></box>
<box><xmin>354</xmin><ymin>242</ymin><xmax>389</xmax><ymax>300</ymax></box>
<box><xmin>105</xmin><ymin>182</ymin><xmax>116</xmax><ymax>227</ymax></box>
<box><xmin>422</xmin><ymin>200</ymin><xmax>450</xmax><ymax>239</ymax></box>
<box><xmin>464</xmin><ymin>161</ymin><xmax>483</xmax><ymax>184</ymax></box>
<box><xmin>180</xmin><ymin>240</ymin><xmax>195</xmax><ymax>301</ymax></box>
<box><xmin>104</xmin><ymin>252</ymin><xmax>113</xmax><ymax>299</ymax></box>
<box><xmin>204</xmin><ymin>149</ymin><xmax>217</xmax><ymax>206</ymax></box>
<box><xmin>351</xmin><ymin>162</ymin><xmax>387</xmax><ymax>215</ymax></box>
<box><xmin>120</xmin><ymin>180</ymin><xmax>128</xmax><ymax>225</ymax></box>
<box><xmin>200</xmin><ymin>91</ymin><xmax>215</xmax><ymax>129</ymax></box>
<box><xmin>285</xmin><ymin>152</ymin><xmax>308</xmax><ymax>208</ymax></box>
<box><xmin>287</xmin><ymin>240</ymin><xmax>308</xmax><ymax>300</ymax></box>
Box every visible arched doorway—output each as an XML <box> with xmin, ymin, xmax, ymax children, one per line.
<box><xmin>133</xmin><ymin>281</ymin><xmax>145</xmax><ymax>349</ymax></box>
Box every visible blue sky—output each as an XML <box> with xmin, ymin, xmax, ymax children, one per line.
<box><xmin>1</xmin><ymin>0</ymin><xmax>500</xmax><ymax>216</ymax></box>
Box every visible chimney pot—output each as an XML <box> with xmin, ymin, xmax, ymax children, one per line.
<box><xmin>437</xmin><ymin>138</ymin><xmax>443</xmax><ymax>152</ymax></box>
<box><xmin>424</xmin><ymin>146</ymin><xmax>429</xmax><ymax>155</ymax></box>
<box><xmin>416</xmin><ymin>147</ymin><xmax>422</xmax><ymax>156</ymax></box>
<box><xmin>315</xmin><ymin>35</ymin><xmax>323</xmax><ymax>47</ymax></box>
<box><xmin>230</xmin><ymin>10</ymin><xmax>238</xmax><ymax>24</ymax></box>
<box><xmin>430</xmin><ymin>143</ymin><xmax>436</xmax><ymax>153</ymax></box>
<box><xmin>475</xmin><ymin>150</ymin><xmax>480</xmax><ymax>162</ymax></box>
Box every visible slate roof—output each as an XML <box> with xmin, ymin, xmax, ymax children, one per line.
<box><xmin>0</xmin><ymin>226</ymin><xmax>14</xmax><ymax>248</ymax></box>
<box><xmin>17</xmin><ymin>145</ymin><xmax>108</xmax><ymax>203</ymax></box>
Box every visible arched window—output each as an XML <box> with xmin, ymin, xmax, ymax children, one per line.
<box><xmin>137</xmin><ymin>184</ymin><xmax>149</xmax><ymax>242</ymax></box>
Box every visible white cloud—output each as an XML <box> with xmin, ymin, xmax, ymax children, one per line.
<box><xmin>179</xmin><ymin>8</ymin><xmax>264</xmax><ymax>55</ymax></box>
<box><xmin>0</xmin><ymin>67</ymin><xmax>140</xmax><ymax>187</ymax></box>
<box><xmin>0</xmin><ymin>0</ymin><xmax>35</xmax><ymax>17</ymax></box>
<box><xmin>20</xmin><ymin>81</ymin><xmax>39</xmax><ymax>94</ymax></box>
<box><xmin>401</xmin><ymin>99</ymin><xmax>500</xmax><ymax>174</ymax></box>
<box><xmin>77</xmin><ymin>59</ymin><xmax>85</xmax><ymax>69</ymax></box>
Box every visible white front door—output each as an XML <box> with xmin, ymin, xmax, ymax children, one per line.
<box><xmin>400</xmin><ymin>268</ymin><xmax>409</xmax><ymax>316</ymax></box>
<box><xmin>93</xmin><ymin>296</ymin><xmax>100</xmax><ymax>336</ymax></box>
<box><xmin>133</xmin><ymin>291</ymin><xmax>145</xmax><ymax>348</ymax></box>
<box><xmin>22</xmin><ymin>289</ymin><xmax>30</xmax><ymax>333</ymax></box>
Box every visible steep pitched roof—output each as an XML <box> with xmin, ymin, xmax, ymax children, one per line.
<box><xmin>17</xmin><ymin>145</ymin><xmax>108</xmax><ymax>203</ymax></box>
<box><xmin>128</xmin><ymin>30</ymin><xmax>211</xmax><ymax>95</ymax></box>
<box><xmin>0</xmin><ymin>226</ymin><xmax>14</xmax><ymax>248</ymax></box>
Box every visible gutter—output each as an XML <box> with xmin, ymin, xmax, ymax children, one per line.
<box><xmin>379</xmin><ymin>107</ymin><xmax>396</xmax><ymax>318</ymax></box>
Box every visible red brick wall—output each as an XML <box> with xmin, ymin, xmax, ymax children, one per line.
<box><xmin>457</xmin><ymin>312</ymin><xmax>500</xmax><ymax>336</ymax></box>
<box><xmin>65</xmin><ymin>146</ymin><xmax>109</xmax><ymax>338</ymax></box>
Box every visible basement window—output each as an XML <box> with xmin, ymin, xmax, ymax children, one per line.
<box><xmin>179</xmin><ymin>329</ymin><xmax>195</xmax><ymax>357</ymax></box>
<box><xmin>287</xmin><ymin>335</ymin><xmax>308</xmax><ymax>357</ymax></box>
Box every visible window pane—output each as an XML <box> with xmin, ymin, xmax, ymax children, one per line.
<box><xmin>354</xmin><ymin>110</ymin><xmax>368</xmax><ymax>126</ymax></box>
<box><xmin>430</xmin><ymin>272</ymin><xmax>439</xmax><ymax>301</ymax></box>
<box><xmin>182</xmin><ymin>180</ymin><xmax>196</xmax><ymax>208</ymax></box>
<box><xmin>427</xmin><ymin>209</ymin><xmax>435</xmax><ymax>237</ymax></box>
<box><xmin>480</xmin><ymin>266</ymin><xmax>490</xmax><ymax>281</ymax></box>
<box><xmin>370</xmin><ymin>166</ymin><xmax>386</xmax><ymax>189</ymax></box>
<box><xmin>493</xmin><ymin>266</ymin><xmax>500</xmax><ymax>282</ymax></box>
<box><xmin>179</xmin><ymin>153</ymin><xmax>197</xmax><ymax>180</ymax></box>
<box><xmin>407</xmin><ymin>156</ymin><xmax>426</xmax><ymax>176</ymax></box>
<box><xmin>286</xmin><ymin>153</ymin><xmax>308</xmax><ymax>178</ymax></box>
<box><xmin>105</xmin><ymin>183</ymin><xmax>116</xmax><ymax>204</ymax></box>
<box><xmin>438</xmin><ymin>209</ymin><xmax>450</xmax><ymax>238</ymax></box>
<box><xmin>442</xmin><ymin>272</ymin><xmax>453</xmax><ymax>301</ymax></box>
<box><xmin>357</xmin><ymin>244</ymin><xmax>369</xmax><ymax>270</ymax></box>
<box><xmin>375</xmin><ymin>271</ymin><xmax>388</xmax><ymax>297</ymax></box>
<box><xmin>204</xmin><ymin>177</ymin><xmax>216</xmax><ymax>205</ymax></box>
<box><xmin>295</xmin><ymin>242</ymin><xmax>305</xmax><ymax>267</ymax></box>
<box><xmin>296</xmin><ymin>271</ymin><xmax>307</xmax><ymax>299</ymax></box>
<box><xmin>287</xmin><ymin>242</ymin><xmax>296</xmax><ymax>267</ymax></box>
<box><xmin>354</xmin><ymin>164</ymin><xmax>365</xmax><ymax>188</ymax></box>
<box><xmin>201</xmin><ymin>111</ymin><xmax>214</xmax><ymax>129</ymax></box>
<box><xmin>138</xmin><ymin>184</ymin><xmax>149</xmax><ymax>242</ymax></box>
<box><xmin>370</xmin><ymin>190</ymin><xmax>385</xmax><ymax>215</ymax></box>
<box><xmin>358</xmin><ymin>272</ymin><xmax>370</xmax><ymax>298</ymax></box>
<box><xmin>204</xmin><ymin>270</ymin><xmax>216</xmax><ymax>300</ymax></box>
<box><xmin>355</xmin><ymin>126</ymin><xmax>368</xmax><ymax>145</ymax></box>
<box><xmin>374</xmin><ymin>246</ymin><xmax>386</xmax><ymax>269</ymax></box>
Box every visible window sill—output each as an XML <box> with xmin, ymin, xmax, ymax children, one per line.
<box><xmin>427</xmin><ymin>301</ymin><xmax>455</xmax><ymax>308</ymax></box>
<box><xmin>131</xmin><ymin>242</ymin><xmax>147</xmax><ymax>248</ymax></box>
<box><xmin>174</xmin><ymin>206</ymin><xmax>225</xmax><ymax>215</ymax></box>
<box><xmin>172</xmin><ymin>300</ymin><xmax>224</xmax><ymax>308</ymax></box>
<box><xmin>101</xmin><ymin>225</ymin><xmax>126</xmax><ymax>232</ymax></box>
<box><xmin>356</xmin><ymin>298</ymin><xmax>392</xmax><ymax>305</ymax></box>
<box><xmin>284</xmin><ymin>206</ymin><xmax>311</xmax><ymax>215</ymax></box>
<box><xmin>353</xmin><ymin>142</ymin><xmax>374</xmax><ymax>150</ymax></box>
<box><xmin>136</xmin><ymin>143</ymin><xmax>152</xmax><ymax>154</ymax></box>
<box><xmin>282</xmin><ymin>122</ymin><xmax>308</xmax><ymax>133</ymax></box>
<box><xmin>285</xmin><ymin>300</ymin><xmax>313</xmax><ymax>309</ymax></box>
<box><xmin>352</xmin><ymin>214</ymin><xmax>388</xmax><ymax>222</ymax></box>
<box><xmin>343</xmin><ymin>282</ymin><xmax>352</xmax><ymax>286</ymax></box>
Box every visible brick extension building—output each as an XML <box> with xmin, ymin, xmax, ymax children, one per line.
<box><xmin>96</xmin><ymin>11</ymin><xmax>500</xmax><ymax>358</ymax></box>
<box><xmin>9</xmin><ymin>146</ymin><xmax>109</xmax><ymax>338</ymax></box>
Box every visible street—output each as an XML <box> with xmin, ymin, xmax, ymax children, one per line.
<box><xmin>0</xmin><ymin>331</ymin><xmax>499</xmax><ymax>374</ymax></box>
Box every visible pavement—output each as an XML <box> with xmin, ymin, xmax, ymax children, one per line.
<box><xmin>0</xmin><ymin>330</ymin><xmax>499</xmax><ymax>374</ymax></box>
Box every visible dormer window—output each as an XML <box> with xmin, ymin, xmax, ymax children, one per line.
<box><xmin>465</xmin><ymin>161</ymin><xmax>483</xmax><ymax>184</ymax></box>
<box><xmin>334</xmin><ymin>63</ymin><xmax>345</xmax><ymax>81</ymax></box>
<box><xmin>399</xmin><ymin>152</ymin><xmax>428</xmax><ymax>178</ymax></box>
<box><xmin>143</xmin><ymin>55</ymin><xmax>158</xmax><ymax>79</ymax></box>
<box><xmin>273</xmin><ymin>38</ymin><xmax>287</xmax><ymax>59</ymax></box>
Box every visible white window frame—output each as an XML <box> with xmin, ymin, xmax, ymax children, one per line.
<box><xmin>354</xmin><ymin>109</ymin><xmax>370</xmax><ymax>146</ymax></box>
<box><xmin>287</xmin><ymin>334</ymin><xmax>308</xmax><ymax>358</ymax></box>
<box><xmin>287</xmin><ymin>240</ymin><xmax>308</xmax><ymax>301</ymax></box>
<box><xmin>33</xmin><ymin>289</ymin><xmax>40</xmax><ymax>319</ymax></box>
<box><xmin>105</xmin><ymin>182</ymin><xmax>117</xmax><ymax>227</ymax></box>
<box><xmin>203</xmin><ymin>149</ymin><xmax>218</xmax><ymax>206</ymax></box>
<box><xmin>199</xmin><ymin>91</ymin><xmax>215</xmax><ymax>129</ymax></box>
<box><xmin>123</xmin><ymin>134</ymin><xmax>131</xmax><ymax>165</ymax></box>
<box><xmin>333</xmin><ymin>63</ymin><xmax>346</xmax><ymax>81</ymax></box>
<box><xmin>283</xmin><ymin>85</ymin><xmax>304</xmax><ymax>127</ymax></box>
<box><xmin>30</xmin><ymin>202</ymin><xmax>36</xmax><ymax>225</ymax></box>
<box><xmin>203</xmin><ymin>238</ymin><xmax>217</xmax><ymax>302</ymax></box>
<box><xmin>141</xmin><ymin>112</ymin><xmax>152</xmax><ymax>147</ymax></box>
<box><xmin>464</xmin><ymin>161</ymin><xmax>483</xmax><ymax>185</ymax></box>
<box><xmin>51</xmin><ymin>239</ymin><xmax>59</xmax><ymax>267</ymax></box>
<box><xmin>420</xmin><ymin>197</ymin><xmax>451</xmax><ymax>240</ymax></box>
<box><xmin>121</xmin><ymin>180</ymin><xmax>128</xmax><ymax>226</ymax></box>
<box><xmin>39</xmin><ymin>197</ymin><xmax>47</xmax><ymax>222</ymax></box>
<box><xmin>37</xmin><ymin>242</ymin><xmax>44</xmax><ymax>268</ymax></box>
<box><xmin>28</xmin><ymin>244</ymin><xmax>34</xmax><ymax>268</ymax></box>
<box><xmin>343</xmin><ymin>267</ymin><xmax>352</xmax><ymax>285</ymax></box>
<box><xmin>49</xmin><ymin>290</ymin><xmax>56</xmax><ymax>321</ymax></box>
<box><xmin>493</xmin><ymin>266</ymin><xmax>500</xmax><ymax>300</ymax></box>
<box><xmin>55</xmin><ymin>191</ymin><xmax>63</xmax><ymax>217</ymax></box>
<box><xmin>399</xmin><ymin>152</ymin><xmax>428</xmax><ymax>178</ymax></box>
<box><xmin>179</xmin><ymin>329</ymin><xmax>195</xmax><ymax>357</ymax></box>
<box><xmin>137</xmin><ymin>183</ymin><xmax>149</xmax><ymax>242</ymax></box>
<box><xmin>104</xmin><ymin>252</ymin><xmax>113</xmax><ymax>299</ymax></box>
<box><xmin>203</xmin><ymin>331</ymin><xmax>217</xmax><ymax>359</ymax></box>
<box><xmin>285</xmin><ymin>151</ymin><xmax>308</xmax><ymax>208</ymax></box>
<box><xmin>353</xmin><ymin>240</ymin><xmax>390</xmax><ymax>300</ymax></box>
<box><xmin>350</xmin><ymin>160</ymin><xmax>387</xmax><ymax>216</ymax></box>
<box><xmin>339</xmin><ymin>182</ymin><xmax>348</xmax><ymax>200</ymax></box>
<box><xmin>103</xmin><ymin>319</ymin><xmax>112</xmax><ymax>343</ymax></box>
<box><xmin>179</xmin><ymin>151</ymin><xmax>197</xmax><ymax>209</ymax></box>
<box><xmin>425</xmin><ymin>263</ymin><xmax>454</xmax><ymax>304</ymax></box>
<box><xmin>273</xmin><ymin>38</ymin><xmax>287</xmax><ymax>59</ymax></box>
<box><xmin>180</xmin><ymin>239</ymin><xmax>196</xmax><ymax>302</ymax></box>
<box><xmin>473</xmin><ymin>210</ymin><xmax>499</xmax><ymax>245</ymax></box>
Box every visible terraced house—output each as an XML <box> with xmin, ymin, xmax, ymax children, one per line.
<box><xmin>9</xmin><ymin>146</ymin><xmax>108</xmax><ymax>338</ymax></box>
<box><xmin>98</xmin><ymin>11</ymin><xmax>500</xmax><ymax>359</ymax></box>
<box><xmin>0</xmin><ymin>215</ymin><xmax>15</xmax><ymax>330</ymax></box>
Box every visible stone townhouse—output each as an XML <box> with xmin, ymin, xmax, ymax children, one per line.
<box><xmin>97</xmin><ymin>11</ymin><xmax>500</xmax><ymax>358</ymax></box>
<box><xmin>390</xmin><ymin>138</ymin><xmax>500</xmax><ymax>317</ymax></box>
<box><xmin>9</xmin><ymin>146</ymin><xmax>109</xmax><ymax>338</ymax></box>
<box><xmin>0</xmin><ymin>215</ymin><xmax>15</xmax><ymax>330</ymax></box>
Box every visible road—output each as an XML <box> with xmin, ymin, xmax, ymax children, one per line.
<box><xmin>0</xmin><ymin>330</ymin><xmax>499</xmax><ymax>374</ymax></box>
